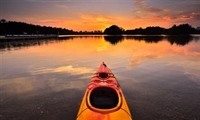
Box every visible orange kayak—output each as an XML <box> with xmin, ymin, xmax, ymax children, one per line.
<box><xmin>76</xmin><ymin>62</ymin><xmax>132</xmax><ymax>120</ymax></box>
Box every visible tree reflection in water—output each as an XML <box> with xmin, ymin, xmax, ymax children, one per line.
<box><xmin>0</xmin><ymin>35</ymin><xmax>199</xmax><ymax>51</ymax></box>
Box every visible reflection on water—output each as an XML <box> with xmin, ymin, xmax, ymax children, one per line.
<box><xmin>0</xmin><ymin>35</ymin><xmax>199</xmax><ymax>51</ymax></box>
<box><xmin>125</xmin><ymin>35</ymin><xmax>197</xmax><ymax>45</ymax></box>
<box><xmin>126</xmin><ymin>35</ymin><xmax>163</xmax><ymax>43</ymax></box>
<box><xmin>0</xmin><ymin>37</ymin><xmax>72</xmax><ymax>51</ymax></box>
<box><xmin>104</xmin><ymin>35</ymin><xmax>124</xmax><ymax>45</ymax></box>
<box><xmin>0</xmin><ymin>35</ymin><xmax>200</xmax><ymax>120</ymax></box>
<box><xmin>30</xmin><ymin>65</ymin><xmax>94</xmax><ymax>76</ymax></box>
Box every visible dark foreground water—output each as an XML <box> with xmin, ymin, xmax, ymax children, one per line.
<box><xmin>0</xmin><ymin>35</ymin><xmax>200</xmax><ymax>120</ymax></box>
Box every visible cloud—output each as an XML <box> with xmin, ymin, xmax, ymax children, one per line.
<box><xmin>55</xmin><ymin>4</ymin><xmax>69</xmax><ymax>9</ymax></box>
<box><xmin>131</xmin><ymin>0</ymin><xmax>200</xmax><ymax>28</ymax></box>
<box><xmin>80</xmin><ymin>14</ymin><xmax>117</xmax><ymax>24</ymax></box>
<box><xmin>132</xmin><ymin>0</ymin><xmax>166</xmax><ymax>16</ymax></box>
<box><xmin>193</xmin><ymin>12</ymin><xmax>200</xmax><ymax>20</ymax></box>
<box><xmin>154</xmin><ymin>12</ymin><xmax>197</xmax><ymax>21</ymax></box>
<box><xmin>6</xmin><ymin>15</ymin><xmax>66</xmax><ymax>28</ymax></box>
<box><xmin>77</xmin><ymin>13</ymin><xmax>119</xmax><ymax>30</ymax></box>
<box><xmin>26</xmin><ymin>0</ymin><xmax>71</xmax><ymax>2</ymax></box>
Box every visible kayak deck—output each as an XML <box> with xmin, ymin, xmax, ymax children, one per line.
<box><xmin>76</xmin><ymin>62</ymin><xmax>132</xmax><ymax>120</ymax></box>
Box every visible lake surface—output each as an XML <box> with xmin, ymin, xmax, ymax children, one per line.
<box><xmin>0</xmin><ymin>35</ymin><xmax>200</xmax><ymax>120</ymax></box>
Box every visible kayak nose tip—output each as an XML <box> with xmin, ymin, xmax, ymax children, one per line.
<box><xmin>102</xmin><ymin>62</ymin><xmax>107</xmax><ymax>67</ymax></box>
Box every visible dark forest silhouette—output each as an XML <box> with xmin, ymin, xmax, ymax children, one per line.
<box><xmin>105</xmin><ymin>24</ymin><xmax>200</xmax><ymax>35</ymax></box>
<box><xmin>0</xmin><ymin>19</ymin><xmax>102</xmax><ymax>35</ymax></box>
<box><xmin>0</xmin><ymin>19</ymin><xmax>74</xmax><ymax>35</ymax></box>
<box><xmin>104</xmin><ymin>25</ymin><xmax>124</xmax><ymax>35</ymax></box>
<box><xmin>1</xmin><ymin>19</ymin><xmax>200</xmax><ymax>35</ymax></box>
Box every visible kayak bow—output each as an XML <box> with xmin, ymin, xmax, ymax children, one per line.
<box><xmin>76</xmin><ymin>62</ymin><xmax>132</xmax><ymax>120</ymax></box>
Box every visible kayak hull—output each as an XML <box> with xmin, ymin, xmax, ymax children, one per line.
<box><xmin>76</xmin><ymin>63</ymin><xmax>132</xmax><ymax>120</ymax></box>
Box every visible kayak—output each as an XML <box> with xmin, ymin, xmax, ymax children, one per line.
<box><xmin>76</xmin><ymin>62</ymin><xmax>132</xmax><ymax>120</ymax></box>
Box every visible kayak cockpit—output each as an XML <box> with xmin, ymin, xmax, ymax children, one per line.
<box><xmin>90</xmin><ymin>87</ymin><xmax>118</xmax><ymax>109</ymax></box>
<box><xmin>87</xmin><ymin>87</ymin><xmax>122</xmax><ymax>113</ymax></box>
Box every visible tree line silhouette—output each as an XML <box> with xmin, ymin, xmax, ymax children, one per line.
<box><xmin>104</xmin><ymin>24</ymin><xmax>200</xmax><ymax>35</ymax></box>
<box><xmin>0</xmin><ymin>19</ymin><xmax>102</xmax><ymax>35</ymax></box>
<box><xmin>0</xmin><ymin>19</ymin><xmax>200</xmax><ymax>35</ymax></box>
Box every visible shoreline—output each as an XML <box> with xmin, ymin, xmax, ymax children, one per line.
<box><xmin>1</xmin><ymin>34</ymin><xmax>200</xmax><ymax>40</ymax></box>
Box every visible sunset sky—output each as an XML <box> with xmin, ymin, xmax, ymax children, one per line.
<box><xmin>1</xmin><ymin>0</ymin><xmax>200</xmax><ymax>31</ymax></box>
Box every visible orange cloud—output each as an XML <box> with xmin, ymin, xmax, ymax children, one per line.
<box><xmin>78</xmin><ymin>14</ymin><xmax>118</xmax><ymax>31</ymax></box>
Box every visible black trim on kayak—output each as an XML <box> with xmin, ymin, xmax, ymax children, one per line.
<box><xmin>92</xmin><ymin>73</ymin><xmax>115</xmax><ymax>79</ymax></box>
<box><xmin>76</xmin><ymin>108</ymin><xmax>88</xmax><ymax>118</ymax></box>
<box><xmin>120</xmin><ymin>108</ymin><xmax>132</xmax><ymax>118</ymax></box>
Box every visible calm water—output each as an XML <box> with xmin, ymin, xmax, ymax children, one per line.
<box><xmin>0</xmin><ymin>35</ymin><xmax>200</xmax><ymax>120</ymax></box>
